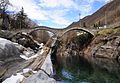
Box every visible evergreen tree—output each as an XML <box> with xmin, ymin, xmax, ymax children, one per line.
<box><xmin>0</xmin><ymin>0</ymin><xmax>10</xmax><ymax>30</ymax></box>
<box><xmin>10</xmin><ymin>14</ymin><xmax>17</xmax><ymax>29</ymax></box>
<box><xmin>16</xmin><ymin>7</ymin><xmax>27</xmax><ymax>29</ymax></box>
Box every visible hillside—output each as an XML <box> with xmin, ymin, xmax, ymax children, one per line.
<box><xmin>67</xmin><ymin>0</ymin><xmax>120</xmax><ymax>28</ymax></box>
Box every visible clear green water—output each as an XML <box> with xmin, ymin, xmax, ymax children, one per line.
<box><xmin>54</xmin><ymin>56</ymin><xmax>120</xmax><ymax>83</ymax></box>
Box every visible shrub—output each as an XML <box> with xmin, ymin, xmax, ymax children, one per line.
<box><xmin>96</xmin><ymin>28</ymin><xmax>120</xmax><ymax>36</ymax></box>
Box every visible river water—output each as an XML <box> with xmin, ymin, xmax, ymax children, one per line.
<box><xmin>52</xmin><ymin>55</ymin><xmax>119</xmax><ymax>83</ymax></box>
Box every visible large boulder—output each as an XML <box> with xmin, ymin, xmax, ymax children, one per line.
<box><xmin>0</xmin><ymin>38</ymin><xmax>23</xmax><ymax>81</ymax></box>
<box><xmin>11</xmin><ymin>32</ymin><xmax>40</xmax><ymax>51</ymax></box>
<box><xmin>0</xmin><ymin>38</ymin><xmax>21</xmax><ymax>61</ymax></box>
<box><xmin>91</xmin><ymin>35</ymin><xmax>120</xmax><ymax>61</ymax></box>
<box><xmin>25</xmin><ymin>70</ymin><xmax>56</xmax><ymax>83</ymax></box>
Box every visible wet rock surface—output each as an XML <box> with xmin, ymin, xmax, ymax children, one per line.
<box><xmin>84</xmin><ymin>34</ymin><xmax>120</xmax><ymax>80</ymax></box>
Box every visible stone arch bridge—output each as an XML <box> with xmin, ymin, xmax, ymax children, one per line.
<box><xmin>15</xmin><ymin>26</ymin><xmax>94</xmax><ymax>38</ymax></box>
<box><xmin>28</xmin><ymin>26</ymin><xmax>94</xmax><ymax>37</ymax></box>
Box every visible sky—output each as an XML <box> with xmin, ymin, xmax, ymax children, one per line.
<box><xmin>8</xmin><ymin>0</ymin><xmax>112</xmax><ymax>28</ymax></box>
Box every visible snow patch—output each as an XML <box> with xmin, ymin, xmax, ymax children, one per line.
<box><xmin>23</xmin><ymin>50</ymin><xmax>34</xmax><ymax>57</ymax></box>
<box><xmin>21</xmin><ymin>38</ymin><xmax>26</xmax><ymax>40</ymax></box>
<box><xmin>40</xmin><ymin>49</ymin><xmax>44</xmax><ymax>54</ymax></box>
<box><xmin>23</xmin><ymin>68</ymin><xmax>37</xmax><ymax>74</ymax></box>
<box><xmin>20</xmin><ymin>54</ymin><xmax>39</xmax><ymax>60</ymax></box>
<box><xmin>23</xmin><ymin>68</ymin><xmax>32</xmax><ymax>73</ymax></box>
<box><xmin>2</xmin><ymin>73</ymin><xmax>24</xmax><ymax>83</ymax></box>
<box><xmin>2</xmin><ymin>68</ymin><xmax>38</xmax><ymax>83</ymax></box>
<box><xmin>24</xmin><ymin>51</ymin><xmax>32</xmax><ymax>55</ymax></box>
<box><xmin>20</xmin><ymin>55</ymin><xmax>29</xmax><ymax>60</ymax></box>
<box><xmin>20</xmin><ymin>48</ymin><xmax>44</xmax><ymax>60</ymax></box>
<box><xmin>21</xmin><ymin>32</ymin><xmax>27</xmax><ymax>35</ymax></box>
<box><xmin>32</xmin><ymin>70</ymin><xmax>37</xmax><ymax>73</ymax></box>
<box><xmin>39</xmin><ymin>43</ymin><xmax>44</xmax><ymax>49</ymax></box>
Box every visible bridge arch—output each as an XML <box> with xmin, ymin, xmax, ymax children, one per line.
<box><xmin>24</xmin><ymin>27</ymin><xmax>94</xmax><ymax>39</ymax></box>
<box><xmin>60</xmin><ymin>27</ymin><xmax>94</xmax><ymax>38</ymax></box>
<box><xmin>28</xmin><ymin>28</ymin><xmax>57</xmax><ymax>37</ymax></box>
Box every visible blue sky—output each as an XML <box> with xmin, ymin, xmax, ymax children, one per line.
<box><xmin>8</xmin><ymin>0</ymin><xmax>112</xmax><ymax>28</ymax></box>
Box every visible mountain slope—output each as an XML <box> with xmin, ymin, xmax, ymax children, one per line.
<box><xmin>67</xmin><ymin>0</ymin><xmax>120</xmax><ymax>28</ymax></box>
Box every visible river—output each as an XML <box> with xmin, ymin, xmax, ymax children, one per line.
<box><xmin>52</xmin><ymin>55</ymin><xmax>119</xmax><ymax>83</ymax></box>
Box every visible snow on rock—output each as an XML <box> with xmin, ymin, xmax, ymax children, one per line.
<box><xmin>0</xmin><ymin>38</ymin><xmax>12</xmax><ymax>49</ymax></box>
<box><xmin>23</xmin><ymin>68</ymin><xmax>37</xmax><ymax>74</ymax></box>
<box><xmin>39</xmin><ymin>43</ymin><xmax>44</xmax><ymax>48</ymax></box>
<box><xmin>2</xmin><ymin>68</ymin><xmax>37</xmax><ymax>83</ymax></box>
<box><xmin>20</xmin><ymin>53</ymin><xmax>39</xmax><ymax>60</ymax></box>
<box><xmin>13</xmin><ymin>42</ymin><xmax>23</xmax><ymax>47</ymax></box>
<box><xmin>32</xmin><ymin>70</ymin><xmax>37</xmax><ymax>74</ymax></box>
<box><xmin>20</xmin><ymin>55</ymin><xmax>29</xmax><ymax>60</ymax></box>
<box><xmin>40</xmin><ymin>49</ymin><xmax>44</xmax><ymax>54</ymax></box>
<box><xmin>23</xmin><ymin>68</ymin><xmax>32</xmax><ymax>73</ymax></box>
<box><xmin>2</xmin><ymin>73</ymin><xmax>24</xmax><ymax>83</ymax></box>
<box><xmin>21</xmin><ymin>32</ymin><xmax>27</xmax><ymax>35</ymax></box>
<box><xmin>23</xmin><ymin>50</ymin><xmax>35</xmax><ymax>57</ymax></box>
<box><xmin>20</xmin><ymin>54</ymin><xmax>38</xmax><ymax>60</ymax></box>
<box><xmin>20</xmin><ymin>48</ymin><xmax>44</xmax><ymax>60</ymax></box>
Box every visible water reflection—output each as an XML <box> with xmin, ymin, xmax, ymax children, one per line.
<box><xmin>51</xmin><ymin>30</ymin><xmax>120</xmax><ymax>82</ymax></box>
<box><xmin>53</xmin><ymin>55</ymin><xmax>120</xmax><ymax>83</ymax></box>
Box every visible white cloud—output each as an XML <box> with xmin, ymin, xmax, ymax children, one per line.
<box><xmin>9</xmin><ymin>0</ymin><xmax>48</xmax><ymax>20</ymax></box>
<box><xmin>45</xmin><ymin>9</ymin><xmax>72</xmax><ymax>25</ymax></box>
<box><xmin>9</xmin><ymin>0</ymin><xmax>109</xmax><ymax>28</ymax></box>
<box><xmin>51</xmin><ymin>15</ymin><xmax>71</xmax><ymax>26</ymax></box>
<box><xmin>9</xmin><ymin>0</ymin><xmax>74</xmax><ymax>27</ymax></box>
<box><xmin>39</xmin><ymin>0</ymin><xmax>79</xmax><ymax>9</ymax></box>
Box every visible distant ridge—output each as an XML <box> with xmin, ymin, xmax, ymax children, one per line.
<box><xmin>67</xmin><ymin>0</ymin><xmax>120</xmax><ymax>28</ymax></box>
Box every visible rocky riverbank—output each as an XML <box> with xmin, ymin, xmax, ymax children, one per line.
<box><xmin>0</xmin><ymin>30</ymin><xmax>56</xmax><ymax>83</ymax></box>
<box><xmin>53</xmin><ymin>28</ymin><xmax>120</xmax><ymax>82</ymax></box>
<box><xmin>0</xmin><ymin>28</ymin><xmax>120</xmax><ymax>82</ymax></box>
<box><xmin>84</xmin><ymin>28</ymin><xmax>120</xmax><ymax>80</ymax></box>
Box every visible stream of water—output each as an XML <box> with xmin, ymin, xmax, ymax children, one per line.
<box><xmin>52</xmin><ymin>56</ymin><xmax>119</xmax><ymax>83</ymax></box>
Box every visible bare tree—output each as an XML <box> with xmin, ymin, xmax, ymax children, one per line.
<box><xmin>0</xmin><ymin>0</ymin><xmax>10</xmax><ymax>30</ymax></box>
<box><xmin>0</xmin><ymin>0</ymin><xmax>10</xmax><ymax>10</ymax></box>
